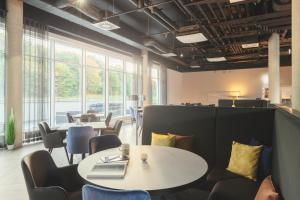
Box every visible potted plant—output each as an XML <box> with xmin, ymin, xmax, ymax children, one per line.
<box><xmin>6</xmin><ymin>109</ymin><xmax>15</xmax><ymax>150</ymax></box>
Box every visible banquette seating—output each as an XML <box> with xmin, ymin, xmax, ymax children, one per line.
<box><xmin>142</xmin><ymin>105</ymin><xmax>300</xmax><ymax>200</ymax></box>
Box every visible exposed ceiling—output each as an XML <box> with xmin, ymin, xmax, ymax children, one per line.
<box><xmin>27</xmin><ymin>0</ymin><xmax>291</xmax><ymax>72</ymax></box>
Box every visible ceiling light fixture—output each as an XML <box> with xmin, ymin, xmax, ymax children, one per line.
<box><xmin>190</xmin><ymin>65</ymin><xmax>201</xmax><ymax>68</ymax></box>
<box><xmin>206</xmin><ymin>57</ymin><xmax>227</xmax><ymax>62</ymax></box>
<box><xmin>161</xmin><ymin>52</ymin><xmax>177</xmax><ymax>57</ymax></box>
<box><xmin>93</xmin><ymin>20</ymin><xmax>120</xmax><ymax>31</ymax></box>
<box><xmin>180</xmin><ymin>53</ymin><xmax>184</xmax><ymax>57</ymax></box>
<box><xmin>242</xmin><ymin>43</ymin><xmax>259</xmax><ymax>49</ymax></box>
<box><xmin>229</xmin><ymin>0</ymin><xmax>247</xmax><ymax>3</ymax></box>
<box><xmin>176</xmin><ymin>32</ymin><xmax>208</xmax><ymax>44</ymax></box>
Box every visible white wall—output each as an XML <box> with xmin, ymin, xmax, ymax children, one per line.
<box><xmin>167</xmin><ymin>67</ymin><xmax>291</xmax><ymax>105</ymax></box>
<box><xmin>167</xmin><ymin>69</ymin><xmax>183</xmax><ymax>104</ymax></box>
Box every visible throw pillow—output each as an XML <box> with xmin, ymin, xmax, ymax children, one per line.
<box><xmin>227</xmin><ymin>141</ymin><xmax>263</xmax><ymax>180</ymax></box>
<box><xmin>249</xmin><ymin>138</ymin><xmax>273</xmax><ymax>182</ymax></box>
<box><xmin>168</xmin><ymin>133</ymin><xmax>194</xmax><ymax>151</ymax></box>
<box><xmin>151</xmin><ymin>132</ymin><xmax>176</xmax><ymax>147</ymax></box>
<box><xmin>254</xmin><ymin>176</ymin><xmax>279</xmax><ymax>200</ymax></box>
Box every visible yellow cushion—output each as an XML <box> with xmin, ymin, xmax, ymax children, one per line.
<box><xmin>227</xmin><ymin>141</ymin><xmax>263</xmax><ymax>180</ymax></box>
<box><xmin>151</xmin><ymin>133</ymin><xmax>175</xmax><ymax>147</ymax></box>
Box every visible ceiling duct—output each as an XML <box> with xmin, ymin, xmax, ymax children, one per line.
<box><xmin>272</xmin><ymin>0</ymin><xmax>291</xmax><ymax>12</ymax></box>
<box><xmin>144</xmin><ymin>38</ymin><xmax>171</xmax><ymax>54</ymax></box>
<box><xmin>54</xmin><ymin>0</ymin><xmax>102</xmax><ymax>21</ymax></box>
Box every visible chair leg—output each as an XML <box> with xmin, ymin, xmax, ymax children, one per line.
<box><xmin>69</xmin><ymin>154</ymin><xmax>73</xmax><ymax>165</ymax></box>
<box><xmin>64</xmin><ymin>146</ymin><xmax>69</xmax><ymax>163</ymax></box>
<box><xmin>82</xmin><ymin>153</ymin><xmax>85</xmax><ymax>160</ymax></box>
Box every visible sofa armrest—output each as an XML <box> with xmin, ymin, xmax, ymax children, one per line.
<box><xmin>56</xmin><ymin>164</ymin><xmax>85</xmax><ymax>191</ymax></box>
<box><xmin>31</xmin><ymin>186</ymin><xmax>68</xmax><ymax>200</ymax></box>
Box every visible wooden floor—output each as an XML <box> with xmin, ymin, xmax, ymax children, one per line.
<box><xmin>0</xmin><ymin>124</ymin><xmax>138</xmax><ymax>200</ymax></box>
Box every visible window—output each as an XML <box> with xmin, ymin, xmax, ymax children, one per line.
<box><xmin>151</xmin><ymin>64</ymin><xmax>160</xmax><ymax>105</ymax></box>
<box><xmin>125</xmin><ymin>62</ymin><xmax>138</xmax><ymax>114</ymax></box>
<box><xmin>108</xmin><ymin>57</ymin><xmax>124</xmax><ymax>117</ymax></box>
<box><xmin>85</xmin><ymin>51</ymin><xmax>105</xmax><ymax>116</ymax></box>
<box><xmin>0</xmin><ymin>17</ymin><xmax>5</xmax><ymax>138</ymax></box>
<box><xmin>54</xmin><ymin>42</ymin><xmax>82</xmax><ymax>124</ymax></box>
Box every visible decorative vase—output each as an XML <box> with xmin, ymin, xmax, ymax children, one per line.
<box><xmin>7</xmin><ymin>144</ymin><xmax>14</xmax><ymax>150</ymax></box>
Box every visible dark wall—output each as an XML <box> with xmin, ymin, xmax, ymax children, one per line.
<box><xmin>0</xmin><ymin>1</ymin><xmax>5</xmax><ymax>11</ymax></box>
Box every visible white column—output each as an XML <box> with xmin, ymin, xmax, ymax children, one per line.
<box><xmin>142</xmin><ymin>50</ymin><xmax>152</xmax><ymax>106</ymax></box>
<box><xmin>292</xmin><ymin>0</ymin><xmax>300</xmax><ymax>111</ymax></box>
<box><xmin>268</xmin><ymin>33</ymin><xmax>281</xmax><ymax>104</ymax></box>
<box><xmin>6</xmin><ymin>0</ymin><xmax>23</xmax><ymax>147</ymax></box>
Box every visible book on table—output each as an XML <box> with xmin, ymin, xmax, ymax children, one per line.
<box><xmin>87</xmin><ymin>155</ymin><xmax>129</xmax><ymax>179</ymax></box>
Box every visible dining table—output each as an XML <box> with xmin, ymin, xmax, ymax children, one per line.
<box><xmin>78</xmin><ymin>145</ymin><xmax>208</xmax><ymax>193</ymax></box>
<box><xmin>55</xmin><ymin>122</ymin><xmax>106</xmax><ymax>131</ymax></box>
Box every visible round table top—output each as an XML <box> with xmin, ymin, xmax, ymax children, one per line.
<box><xmin>78</xmin><ymin>145</ymin><xmax>208</xmax><ymax>191</ymax></box>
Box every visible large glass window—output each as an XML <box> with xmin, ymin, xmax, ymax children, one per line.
<box><xmin>108</xmin><ymin>57</ymin><xmax>124</xmax><ymax>117</ymax></box>
<box><xmin>85</xmin><ymin>51</ymin><xmax>105</xmax><ymax>116</ymax></box>
<box><xmin>0</xmin><ymin>18</ymin><xmax>5</xmax><ymax>137</ymax></box>
<box><xmin>54</xmin><ymin>42</ymin><xmax>82</xmax><ymax>124</ymax></box>
<box><xmin>125</xmin><ymin>62</ymin><xmax>137</xmax><ymax>114</ymax></box>
<box><xmin>151</xmin><ymin>64</ymin><xmax>160</xmax><ymax>105</ymax></box>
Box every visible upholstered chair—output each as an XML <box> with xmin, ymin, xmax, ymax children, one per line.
<box><xmin>67</xmin><ymin>126</ymin><xmax>95</xmax><ymax>164</ymax></box>
<box><xmin>21</xmin><ymin>150</ymin><xmax>84</xmax><ymax>200</ymax></box>
<box><xmin>89</xmin><ymin>135</ymin><xmax>122</xmax><ymax>155</ymax></box>
<box><xmin>82</xmin><ymin>185</ymin><xmax>151</xmax><ymax>200</ymax></box>
<box><xmin>38</xmin><ymin>122</ymin><xmax>69</xmax><ymax>160</ymax></box>
<box><xmin>101</xmin><ymin>120</ymin><xmax>123</xmax><ymax>136</ymax></box>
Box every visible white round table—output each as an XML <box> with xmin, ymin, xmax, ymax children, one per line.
<box><xmin>78</xmin><ymin>145</ymin><xmax>208</xmax><ymax>191</ymax></box>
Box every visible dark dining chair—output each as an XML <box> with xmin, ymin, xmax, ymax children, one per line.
<box><xmin>82</xmin><ymin>184</ymin><xmax>150</xmax><ymax>200</ymax></box>
<box><xmin>89</xmin><ymin>135</ymin><xmax>122</xmax><ymax>155</ymax></box>
<box><xmin>66</xmin><ymin>113</ymin><xmax>74</xmax><ymax>123</ymax></box>
<box><xmin>80</xmin><ymin>114</ymin><xmax>90</xmax><ymax>123</ymax></box>
<box><xmin>38</xmin><ymin>122</ymin><xmax>69</xmax><ymax>161</ymax></box>
<box><xmin>42</xmin><ymin>121</ymin><xmax>66</xmax><ymax>139</ymax></box>
<box><xmin>21</xmin><ymin>150</ymin><xmax>84</xmax><ymax>200</ymax></box>
<box><xmin>67</xmin><ymin>126</ymin><xmax>95</xmax><ymax>164</ymax></box>
<box><xmin>105</xmin><ymin>112</ymin><xmax>113</xmax><ymax>127</ymax></box>
<box><xmin>101</xmin><ymin>120</ymin><xmax>123</xmax><ymax>136</ymax></box>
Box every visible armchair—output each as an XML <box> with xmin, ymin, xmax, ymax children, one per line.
<box><xmin>21</xmin><ymin>150</ymin><xmax>84</xmax><ymax>200</ymax></box>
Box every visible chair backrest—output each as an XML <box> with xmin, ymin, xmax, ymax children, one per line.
<box><xmin>41</xmin><ymin>121</ymin><xmax>51</xmax><ymax>134</ymax></box>
<box><xmin>105</xmin><ymin>112</ymin><xmax>112</xmax><ymax>127</ymax></box>
<box><xmin>38</xmin><ymin>123</ymin><xmax>48</xmax><ymax>147</ymax></box>
<box><xmin>22</xmin><ymin>150</ymin><xmax>57</xmax><ymax>193</ymax></box>
<box><xmin>113</xmin><ymin>120</ymin><xmax>123</xmax><ymax>136</ymax></box>
<box><xmin>80</xmin><ymin>114</ymin><xmax>90</xmax><ymax>123</ymax></box>
<box><xmin>66</xmin><ymin>113</ymin><xmax>74</xmax><ymax>123</ymax></box>
<box><xmin>89</xmin><ymin>114</ymin><xmax>98</xmax><ymax>122</ymax></box>
<box><xmin>82</xmin><ymin>185</ymin><xmax>151</xmax><ymax>200</ymax></box>
<box><xmin>89</xmin><ymin>135</ymin><xmax>122</xmax><ymax>155</ymax></box>
<box><xmin>67</xmin><ymin>126</ymin><xmax>95</xmax><ymax>154</ymax></box>
<box><xmin>87</xmin><ymin>110</ymin><xmax>97</xmax><ymax>114</ymax></box>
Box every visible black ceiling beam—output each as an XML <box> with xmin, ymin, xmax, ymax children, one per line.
<box><xmin>184</xmin><ymin>0</ymin><xmax>257</xmax><ymax>7</ymax></box>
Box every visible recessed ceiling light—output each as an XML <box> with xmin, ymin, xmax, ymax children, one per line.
<box><xmin>93</xmin><ymin>20</ymin><xmax>120</xmax><ymax>31</ymax></box>
<box><xmin>190</xmin><ymin>65</ymin><xmax>201</xmax><ymax>68</ymax></box>
<box><xmin>229</xmin><ymin>0</ymin><xmax>246</xmax><ymax>3</ymax></box>
<box><xmin>180</xmin><ymin>53</ymin><xmax>184</xmax><ymax>57</ymax></box>
<box><xmin>161</xmin><ymin>52</ymin><xmax>177</xmax><ymax>57</ymax></box>
<box><xmin>176</xmin><ymin>32</ymin><xmax>208</xmax><ymax>44</ymax></box>
<box><xmin>207</xmin><ymin>57</ymin><xmax>227</xmax><ymax>62</ymax></box>
<box><xmin>242</xmin><ymin>43</ymin><xmax>259</xmax><ymax>49</ymax></box>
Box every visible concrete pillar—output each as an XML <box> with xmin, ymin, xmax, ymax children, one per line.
<box><xmin>142</xmin><ymin>50</ymin><xmax>152</xmax><ymax>106</ymax></box>
<box><xmin>6</xmin><ymin>0</ymin><xmax>23</xmax><ymax>147</ymax></box>
<box><xmin>268</xmin><ymin>33</ymin><xmax>281</xmax><ymax>104</ymax></box>
<box><xmin>292</xmin><ymin>0</ymin><xmax>300</xmax><ymax>110</ymax></box>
